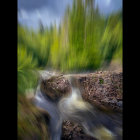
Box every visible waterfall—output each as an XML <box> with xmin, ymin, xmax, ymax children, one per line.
<box><xmin>33</xmin><ymin>71</ymin><xmax>122</xmax><ymax>140</ymax></box>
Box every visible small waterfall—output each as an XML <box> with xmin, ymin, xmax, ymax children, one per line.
<box><xmin>34</xmin><ymin>86</ymin><xmax>63</xmax><ymax>140</ymax></box>
<box><xmin>34</xmin><ymin>71</ymin><xmax>122</xmax><ymax>140</ymax></box>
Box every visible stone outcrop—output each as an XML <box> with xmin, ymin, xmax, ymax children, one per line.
<box><xmin>69</xmin><ymin>71</ymin><xmax>122</xmax><ymax>113</ymax></box>
<box><xmin>40</xmin><ymin>75</ymin><xmax>72</xmax><ymax>101</ymax></box>
<box><xmin>40</xmin><ymin>70</ymin><xmax>122</xmax><ymax>112</ymax></box>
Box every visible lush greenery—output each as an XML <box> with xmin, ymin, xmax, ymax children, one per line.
<box><xmin>18</xmin><ymin>95</ymin><xmax>49</xmax><ymax>140</ymax></box>
<box><xmin>18</xmin><ymin>1</ymin><xmax>122</xmax><ymax>139</ymax></box>
<box><xmin>18</xmin><ymin>0</ymin><xmax>122</xmax><ymax>94</ymax></box>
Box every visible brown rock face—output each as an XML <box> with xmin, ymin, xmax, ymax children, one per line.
<box><xmin>76</xmin><ymin>71</ymin><xmax>123</xmax><ymax>113</ymax></box>
<box><xmin>40</xmin><ymin>75</ymin><xmax>72</xmax><ymax>101</ymax></box>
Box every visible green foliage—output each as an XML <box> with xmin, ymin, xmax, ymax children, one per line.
<box><xmin>101</xmin><ymin>11</ymin><xmax>122</xmax><ymax>65</ymax></box>
<box><xmin>18</xmin><ymin>0</ymin><xmax>122</xmax><ymax>94</ymax></box>
<box><xmin>18</xmin><ymin>96</ymin><xmax>49</xmax><ymax>140</ymax></box>
<box><xmin>17</xmin><ymin>1</ymin><xmax>122</xmax><ymax>139</ymax></box>
<box><xmin>99</xmin><ymin>78</ymin><xmax>104</xmax><ymax>84</ymax></box>
<box><xmin>18</xmin><ymin>46</ymin><xmax>38</xmax><ymax>94</ymax></box>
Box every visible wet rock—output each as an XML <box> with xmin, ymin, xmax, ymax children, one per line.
<box><xmin>18</xmin><ymin>95</ymin><xmax>50</xmax><ymax>140</ymax></box>
<box><xmin>40</xmin><ymin>75</ymin><xmax>72</xmax><ymax>101</ymax></box>
<box><xmin>62</xmin><ymin>121</ymin><xmax>97</xmax><ymax>140</ymax></box>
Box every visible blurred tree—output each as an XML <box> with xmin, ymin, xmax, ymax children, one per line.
<box><xmin>17</xmin><ymin>0</ymin><xmax>122</xmax><ymax>94</ymax></box>
<box><xmin>39</xmin><ymin>19</ymin><xmax>44</xmax><ymax>34</ymax></box>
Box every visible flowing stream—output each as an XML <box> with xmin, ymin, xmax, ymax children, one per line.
<box><xmin>34</xmin><ymin>71</ymin><xmax>122</xmax><ymax>140</ymax></box>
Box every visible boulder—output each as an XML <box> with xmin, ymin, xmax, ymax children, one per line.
<box><xmin>40</xmin><ymin>75</ymin><xmax>72</xmax><ymax>101</ymax></box>
<box><xmin>62</xmin><ymin>121</ymin><xmax>97</xmax><ymax>140</ymax></box>
<box><xmin>73</xmin><ymin>71</ymin><xmax>122</xmax><ymax>113</ymax></box>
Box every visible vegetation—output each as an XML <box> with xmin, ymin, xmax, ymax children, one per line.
<box><xmin>18</xmin><ymin>95</ymin><xmax>49</xmax><ymax>140</ymax></box>
<box><xmin>18</xmin><ymin>1</ymin><xmax>122</xmax><ymax>139</ymax></box>
<box><xmin>18</xmin><ymin>0</ymin><xmax>122</xmax><ymax>94</ymax></box>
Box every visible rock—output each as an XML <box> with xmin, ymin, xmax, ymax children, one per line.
<box><xmin>40</xmin><ymin>70</ymin><xmax>122</xmax><ymax>111</ymax></box>
<box><xmin>76</xmin><ymin>71</ymin><xmax>123</xmax><ymax>113</ymax></box>
<box><xmin>40</xmin><ymin>75</ymin><xmax>72</xmax><ymax>101</ymax></box>
<box><xmin>62</xmin><ymin>121</ymin><xmax>97</xmax><ymax>140</ymax></box>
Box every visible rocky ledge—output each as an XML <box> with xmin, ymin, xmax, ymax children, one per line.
<box><xmin>40</xmin><ymin>70</ymin><xmax>122</xmax><ymax>113</ymax></box>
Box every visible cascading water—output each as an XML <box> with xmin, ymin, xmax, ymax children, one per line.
<box><xmin>33</xmin><ymin>71</ymin><xmax>122</xmax><ymax>140</ymax></box>
<box><xmin>34</xmin><ymin>87</ymin><xmax>62</xmax><ymax>140</ymax></box>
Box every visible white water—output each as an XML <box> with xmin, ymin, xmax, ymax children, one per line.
<box><xmin>34</xmin><ymin>71</ymin><xmax>122</xmax><ymax>140</ymax></box>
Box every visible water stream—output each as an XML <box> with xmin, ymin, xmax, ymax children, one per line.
<box><xmin>34</xmin><ymin>71</ymin><xmax>122</xmax><ymax>140</ymax></box>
